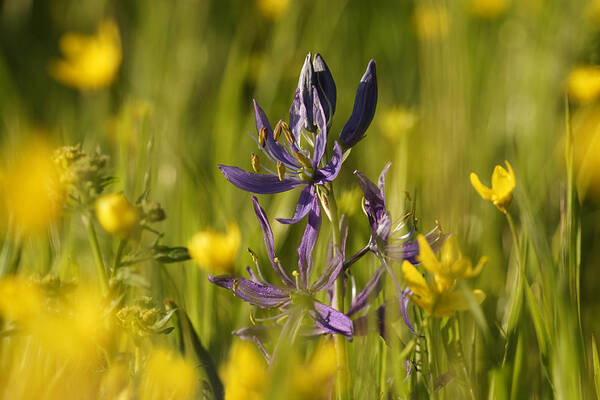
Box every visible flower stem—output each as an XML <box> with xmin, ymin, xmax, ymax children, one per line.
<box><xmin>83</xmin><ymin>212</ymin><xmax>109</xmax><ymax>295</ymax></box>
<box><xmin>322</xmin><ymin>184</ymin><xmax>348</xmax><ymax>400</ymax></box>
<box><xmin>111</xmin><ymin>238</ymin><xmax>127</xmax><ymax>278</ymax></box>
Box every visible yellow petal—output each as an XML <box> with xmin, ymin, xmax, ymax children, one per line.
<box><xmin>416</xmin><ymin>234</ymin><xmax>442</xmax><ymax>276</ymax></box>
<box><xmin>470</xmin><ymin>172</ymin><xmax>493</xmax><ymax>201</ymax></box>
<box><xmin>402</xmin><ymin>260</ymin><xmax>432</xmax><ymax>299</ymax></box>
<box><xmin>440</xmin><ymin>235</ymin><xmax>460</xmax><ymax>269</ymax></box>
<box><xmin>491</xmin><ymin>164</ymin><xmax>515</xmax><ymax>197</ymax></box>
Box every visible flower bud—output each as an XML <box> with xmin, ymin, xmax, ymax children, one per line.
<box><xmin>339</xmin><ymin>59</ymin><xmax>378</xmax><ymax>149</ymax></box>
<box><xmin>95</xmin><ymin>193</ymin><xmax>139</xmax><ymax>237</ymax></box>
<box><xmin>144</xmin><ymin>201</ymin><xmax>166</xmax><ymax>222</ymax></box>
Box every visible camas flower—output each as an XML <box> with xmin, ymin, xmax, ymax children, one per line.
<box><xmin>218</xmin><ymin>88</ymin><xmax>342</xmax><ymax>226</ymax></box>
<box><xmin>208</xmin><ymin>196</ymin><xmax>353</xmax><ymax>340</ymax></box>
<box><xmin>402</xmin><ymin>235</ymin><xmax>486</xmax><ymax>317</ymax></box>
<box><xmin>470</xmin><ymin>160</ymin><xmax>515</xmax><ymax>214</ymax></box>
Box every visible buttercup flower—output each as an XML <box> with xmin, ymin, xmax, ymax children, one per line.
<box><xmin>49</xmin><ymin>19</ymin><xmax>122</xmax><ymax>90</ymax></box>
<box><xmin>402</xmin><ymin>235</ymin><xmax>486</xmax><ymax>317</ymax></box>
<box><xmin>220</xmin><ymin>340</ymin><xmax>269</xmax><ymax>400</ymax></box>
<box><xmin>95</xmin><ymin>193</ymin><xmax>139</xmax><ymax>237</ymax></box>
<box><xmin>470</xmin><ymin>160</ymin><xmax>515</xmax><ymax>213</ymax></box>
<box><xmin>567</xmin><ymin>65</ymin><xmax>600</xmax><ymax>104</ymax></box>
<box><xmin>188</xmin><ymin>224</ymin><xmax>241</xmax><ymax>274</ymax></box>
<box><xmin>467</xmin><ymin>0</ymin><xmax>510</xmax><ymax>19</ymax></box>
<box><xmin>139</xmin><ymin>348</ymin><xmax>199</xmax><ymax>400</ymax></box>
<box><xmin>208</xmin><ymin>196</ymin><xmax>353</xmax><ymax>340</ymax></box>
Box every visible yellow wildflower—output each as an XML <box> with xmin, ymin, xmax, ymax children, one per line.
<box><xmin>402</xmin><ymin>235</ymin><xmax>486</xmax><ymax>317</ymax></box>
<box><xmin>470</xmin><ymin>160</ymin><xmax>515</xmax><ymax>213</ymax></box>
<box><xmin>95</xmin><ymin>193</ymin><xmax>140</xmax><ymax>238</ymax></box>
<box><xmin>188</xmin><ymin>224</ymin><xmax>240</xmax><ymax>274</ymax></box>
<box><xmin>256</xmin><ymin>0</ymin><xmax>290</xmax><ymax>20</ymax></box>
<box><xmin>414</xmin><ymin>5</ymin><xmax>450</xmax><ymax>40</ymax></box>
<box><xmin>290</xmin><ymin>340</ymin><xmax>337</xmax><ymax>400</ymax></box>
<box><xmin>567</xmin><ymin>65</ymin><xmax>600</xmax><ymax>104</ymax></box>
<box><xmin>0</xmin><ymin>139</ymin><xmax>64</xmax><ymax>235</ymax></box>
<box><xmin>467</xmin><ymin>0</ymin><xmax>510</xmax><ymax>18</ymax></box>
<box><xmin>378</xmin><ymin>106</ymin><xmax>417</xmax><ymax>142</ymax></box>
<box><xmin>0</xmin><ymin>276</ymin><xmax>44</xmax><ymax>323</ymax></box>
<box><xmin>221</xmin><ymin>341</ymin><xmax>269</xmax><ymax>400</ymax></box>
<box><xmin>139</xmin><ymin>349</ymin><xmax>199</xmax><ymax>400</ymax></box>
<box><xmin>49</xmin><ymin>19</ymin><xmax>121</xmax><ymax>90</ymax></box>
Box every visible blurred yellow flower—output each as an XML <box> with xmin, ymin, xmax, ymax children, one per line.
<box><xmin>470</xmin><ymin>160</ymin><xmax>515</xmax><ymax>213</ymax></box>
<box><xmin>188</xmin><ymin>223</ymin><xmax>240</xmax><ymax>273</ymax></box>
<box><xmin>49</xmin><ymin>19</ymin><xmax>121</xmax><ymax>90</ymax></box>
<box><xmin>290</xmin><ymin>340</ymin><xmax>337</xmax><ymax>400</ymax></box>
<box><xmin>567</xmin><ymin>65</ymin><xmax>600</xmax><ymax>104</ymax></box>
<box><xmin>337</xmin><ymin>187</ymin><xmax>363</xmax><ymax>216</ymax></box>
<box><xmin>95</xmin><ymin>193</ymin><xmax>140</xmax><ymax>238</ymax></box>
<box><xmin>139</xmin><ymin>348</ymin><xmax>199</xmax><ymax>400</ymax></box>
<box><xmin>402</xmin><ymin>235</ymin><xmax>486</xmax><ymax>317</ymax></box>
<box><xmin>256</xmin><ymin>0</ymin><xmax>290</xmax><ymax>20</ymax></box>
<box><xmin>379</xmin><ymin>106</ymin><xmax>418</xmax><ymax>142</ymax></box>
<box><xmin>0</xmin><ymin>139</ymin><xmax>64</xmax><ymax>235</ymax></box>
<box><xmin>414</xmin><ymin>5</ymin><xmax>450</xmax><ymax>40</ymax></box>
<box><xmin>0</xmin><ymin>276</ymin><xmax>44</xmax><ymax>323</ymax></box>
<box><xmin>467</xmin><ymin>0</ymin><xmax>510</xmax><ymax>18</ymax></box>
<box><xmin>221</xmin><ymin>341</ymin><xmax>269</xmax><ymax>400</ymax></box>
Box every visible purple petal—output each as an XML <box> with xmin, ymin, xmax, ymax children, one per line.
<box><xmin>313</xmin><ymin>53</ymin><xmax>336</xmax><ymax>123</ymax></box>
<box><xmin>311</xmin><ymin>216</ymin><xmax>347</xmax><ymax>292</ymax></box>
<box><xmin>312</xmin><ymin>86</ymin><xmax>327</xmax><ymax>168</ymax></box>
<box><xmin>310</xmin><ymin>301</ymin><xmax>354</xmax><ymax>340</ymax></box>
<box><xmin>339</xmin><ymin>59</ymin><xmax>378</xmax><ymax>149</ymax></box>
<box><xmin>296</xmin><ymin>53</ymin><xmax>316</xmax><ymax>132</ymax></box>
<box><xmin>219</xmin><ymin>165</ymin><xmax>304</xmax><ymax>194</ymax></box>
<box><xmin>208</xmin><ymin>275</ymin><xmax>290</xmax><ymax>309</ymax></box>
<box><xmin>289</xmin><ymin>89</ymin><xmax>307</xmax><ymax>144</ymax></box>
<box><xmin>313</xmin><ymin>141</ymin><xmax>342</xmax><ymax>185</ymax></box>
<box><xmin>298</xmin><ymin>197</ymin><xmax>321</xmax><ymax>288</ymax></box>
<box><xmin>275</xmin><ymin>185</ymin><xmax>314</xmax><ymax>225</ymax></box>
<box><xmin>401</xmin><ymin>287</ymin><xmax>418</xmax><ymax>335</ymax></box>
<box><xmin>253</xmin><ymin>100</ymin><xmax>300</xmax><ymax>168</ymax></box>
<box><xmin>377</xmin><ymin>162</ymin><xmax>392</xmax><ymax>204</ymax></box>
<box><xmin>347</xmin><ymin>267</ymin><xmax>385</xmax><ymax>316</ymax></box>
<box><xmin>252</xmin><ymin>196</ymin><xmax>295</xmax><ymax>287</ymax></box>
<box><xmin>354</xmin><ymin>169</ymin><xmax>389</xmax><ymax>240</ymax></box>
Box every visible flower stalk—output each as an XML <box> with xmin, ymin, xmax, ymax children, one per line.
<box><xmin>83</xmin><ymin>212</ymin><xmax>109</xmax><ymax>295</ymax></box>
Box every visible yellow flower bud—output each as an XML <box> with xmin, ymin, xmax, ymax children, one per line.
<box><xmin>95</xmin><ymin>193</ymin><xmax>139</xmax><ymax>237</ymax></box>
<box><xmin>188</xmin><ymin>224</ymin><xmax>240</xmax><ymax>274</ymax></box>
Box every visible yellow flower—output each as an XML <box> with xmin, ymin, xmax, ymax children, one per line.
<box><xmin>470</xmin><ymin>160</ymin><xmax>515</xmax><ymax>213</ymax></box>
<box><xmin>414</xmin><ymin>5</ymin><xmax>450</xmax><ymax>40</ymax></box>
<box><xmin>256</xmin><ymin>0</ymin><xmax>291</xmax><ymax>20</ymax></box>
<box><xmin>95</xmin><ymin>193</ymin><xmax>140</xmax><ymax>238</ymax></box>
<box><xmin>49</xmin><ymin>19</ymin><xmax>121</xmax><ymax>90</ymax></box>
<box><xmin>188</xmin><ymin>224</ymin><xmax>240</xmax><ymax>274</ymax></box>
<box><xmin>221</xmin><ymin>341</ymin><xmax>269</xmax><ymax>400</ymax></box>
<box><xmin>139</xmin><ymin>349</ymin><xmax>199</xmax><ymax>400</ymax></box>
<box><xmin>402</xmin><ymin>235</ymin><xmax>486</xmax><ymax>317</ymax></box>
<box><xmin>0</xmin><ymin>139</ymin><xmax>64</xmax><ymax>235</ymax></box>
<box><xmin>0</xmin><ymin>276</ymin><xmax>44</xmax><ymax>323</ymax></box>
<box><xmin>467</xmin><ymin>0</ymin><xmax>510</xmax><ymax>18</ymax></box>
<box><xmin>378</xmin><ymin>106</ymin><xmax>417</xmax><ymax>142</ymax></box>
<box><xmin>290</xmin><ymin>340</ymin><xmax>337</xmax><ymax>400</ymax></box>
<box><xmin>567</xmin><ymin>65</ymin><xmax>600</xmax><ymax>104</ymax></box>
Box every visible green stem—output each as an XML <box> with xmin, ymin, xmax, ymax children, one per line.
<box><xmin>83</xmin><ymin>213</ymin><xmax>109</xmax><ymax>295</ymax></box>
<box><xmin>322</xmin><ymin>184</ymin><xmax>348</xmax><ymax>400</ymax></box>
<box><xmin>506</xmin><ymin>213</ymin><xmax>524</xmax><ymax>277</ymax></box>
<box><xmin>111</xmin><ymin>239</ymin><xmax>127</xmax><ymax>278</ymax></box>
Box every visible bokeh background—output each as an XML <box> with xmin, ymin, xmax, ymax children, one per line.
<box><xmin>2</xmin><ymin>0</ymin><xmax>600</xmax><ymax>397</ymax></box>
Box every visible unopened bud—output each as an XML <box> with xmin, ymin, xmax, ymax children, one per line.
<box><xmin>258</xmin><ymin>127</ymin><xmax>267</xmax><ymax>147</ymax></box>
<box><xmin>277</xmin><ymin>162</ymin><xmax>286</xmax><ymax>181</ymax></box>
<box><xmin>251</xmin><ymin>153</ymin><xmax>260</xmax><ymax>173</ymax></box>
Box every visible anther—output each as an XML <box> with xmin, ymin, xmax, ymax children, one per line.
<box><xmin>294</xmin><ymin>151</ymin><xmax>313</xmax><ymax>172</ymax></box>
<box><xmin>247</xmin><ymin>248</ymin><xmax>258</xmax><ymax>262</ymax></box>
<box><xmin>258</xmin><ymin>127</ymin><xmax>267</xmax><ymax>147</ymax></box>
<box><xmin>282</xmin><ymin>123</ymin><xmax>295</xmax><ymax>145</ymax></box>
<box><xmin>274</xmin><ymin>120</ymin><xmax>283</xmax><ymax>141</ymax></box>
<box><xmin>251</xmin><ymin>153</ymin><xmax>260</xmax><ymax>173</ymax></box>
<box><xmin>277</xmin><ymin>162</ymin><xmax>286</xmax><ymax>181</ymax></box>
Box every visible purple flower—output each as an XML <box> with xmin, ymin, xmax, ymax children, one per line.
<box><xmin>354</xmin><ymin>162</ymin><xmax>445</xmax><ymax>264</ymax></box>
<box><xmin>208</xmin><ymin>196</ymin><xmax>353</xmax><ymax>340</ymax></box>
<box><xmin>339</xmin><ymin>59</ymin><xmax>378</xmax><ymax>149</ymax></box>
<box><xmin>218</xmin><ymin>90</ymin><xmax>342</xmax><ymax>225</ymax></box>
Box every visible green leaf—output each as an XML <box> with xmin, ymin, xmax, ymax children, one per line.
<box><xmin>592</xmin><ymin>334</ymin><xmax>600</xmax><ymax>399</ymax></box>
